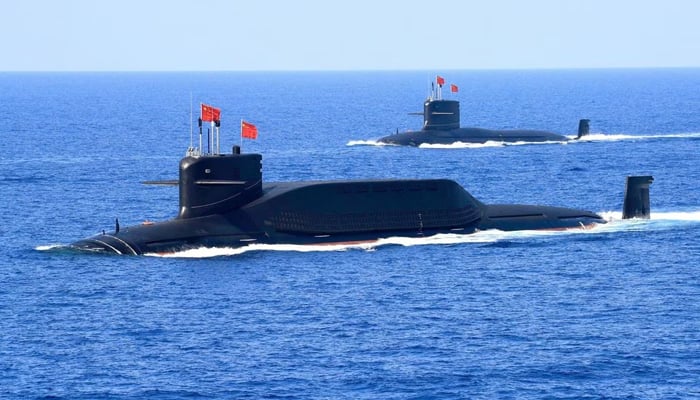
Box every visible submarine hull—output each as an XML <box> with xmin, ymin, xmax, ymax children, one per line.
<box><xmin>69</xmin><ymin>177</ymin><xmax>606</xmax><ymax>255</ymax></box>
<box><xmin>70</xmin><ymin>180</ymin><xmax>607</xmax><ymax>255</ymax></box>
<box><xmin>378</xmin><ymin>127</ymin><xmax>570</xmax><ymax>146</ymax></box>
<box><xmin>70</xmin><ymin>224</ymin><xmax>481</xmax><ymax>255</ymax></box>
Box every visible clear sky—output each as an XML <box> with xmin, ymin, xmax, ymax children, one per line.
<box><xmin>2</xmin><ymin>0</ymin><xmax>699</xmax><ymax>71</ymax></box>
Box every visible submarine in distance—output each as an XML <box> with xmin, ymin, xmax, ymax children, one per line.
<box><xmin>69</xmin><ymin>107</ymin><xmax>653</xmax><ymax>255</ymax></box>
<box><xmin>377</xmin><ymin>76</ymin><xmax>590</xmax><ymax>146</ymax></box>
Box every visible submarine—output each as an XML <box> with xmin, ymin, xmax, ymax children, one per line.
<box><xmin>377</xmin><ymin>76</ymin><xmax>590</xmax><ymax>146</ymax></box>
<box><xmin>70</xmin><ymin>107</ymin><xmax>652</xmax><ymax>256</ymax></box>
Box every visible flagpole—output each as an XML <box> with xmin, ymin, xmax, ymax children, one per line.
<box><xmin>189</xmin><ymin>92</ymin><xmax>193</xmax><ymax>151</ymax></box>
<box><xmin>214</xmin><ymin>121</ymin><xmax>218</xmax><ymax>155</ymax></box>
<box><xmin>210</xmin><ymin>121</ymin><xmax>215</xmax><ymax>155</ymax></box>
<box><xmin>240</xmin><ymin>119</ymin><xmax>243</xmax><ymax>150</ymax></box>
<box><xmin>198</xmin><ymin>103</ymin><xmax>203</xmax><ymax>155</ymax></box>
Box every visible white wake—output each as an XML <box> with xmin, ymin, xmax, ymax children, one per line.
<box><xmin>145</xmin><ymin>210</ymin><xmax>700</xmax><ymax>258</ymax></box>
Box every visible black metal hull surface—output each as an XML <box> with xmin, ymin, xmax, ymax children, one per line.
<box><xmin>378</xmin><ymin>127</ymin><xmax>570</xmax><ymax>146</ymax></box>
<box><xmin>71</xmin><ymin>179</ymin><xmax>605</xmax><ymax>255</ymax></box>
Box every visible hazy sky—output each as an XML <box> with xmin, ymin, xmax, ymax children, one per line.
<box><xmin>2</xmin><ymin>0</ymin><xmax>699</xmax><ymax>71</ymax></box>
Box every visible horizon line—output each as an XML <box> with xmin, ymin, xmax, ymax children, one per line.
<box><xmin>1</xmin><ymin>66</ymin><xmax>699</xmax><ymax>73</ymax></box>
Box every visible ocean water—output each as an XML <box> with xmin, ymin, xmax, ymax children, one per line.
<box><xmin>1</xmin><ymin>69</ymin><xmax>700</xmax><ymax>399</ymax></box>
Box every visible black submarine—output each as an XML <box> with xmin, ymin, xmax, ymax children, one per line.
<box><xmin>377</xmin><ymin>77</ymin><xmax>590</xmax><ymax>146</ymax></box>
<box><xmin>70</xmin><ymin>109</ymin><xmax>652</xmax><ymax>256</ymax></box>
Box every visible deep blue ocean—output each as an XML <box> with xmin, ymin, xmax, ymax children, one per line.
<box><xmin>1</xmin><ymin>70</ymin><xmax>700</xmax><ymax>399</ymax></box>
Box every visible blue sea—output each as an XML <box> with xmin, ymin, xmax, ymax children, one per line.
<box><xmin>2</xmin><ymin>69</ymin><xmax>700</xmax><ymax>399</ymax></box>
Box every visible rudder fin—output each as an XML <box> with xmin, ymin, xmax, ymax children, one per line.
<box><xmin>576</xmin><ymin>119</ymin><xmax>590</xmax><ymax>139</ymax></box>
<box><xmin>622</xmin><ymin>176</ymin><xmax>653</xmax><ymax>219</ymax></box>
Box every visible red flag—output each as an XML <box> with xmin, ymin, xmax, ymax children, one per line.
<box><xmin>450</xmin><ymin>84</ymin><xmax>459</xmax><ymax>93</ymax></box>
<box><xmin>436</xmin><ymin>75</ymin><xmax>445</xmax><ymax>86</ymax></box>
<box><xmin>241</xmin><ymin>120</ymin><xmax>258</xmax><ymax>139</ymax></box>
<box><xmin>201</xmin><ymin>103</ymin><xmax>221</xmax><ymax>122</ymax></box>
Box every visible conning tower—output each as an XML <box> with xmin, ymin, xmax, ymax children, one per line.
<box><xmin>423</xmin><ymin>99</ymin><xmax>460</xmax><ymax>130</ymax></box>
<box><xmin>178</xmin><ymin>146</ymin><xmax>263</xmax><ymax>219</ymax></box>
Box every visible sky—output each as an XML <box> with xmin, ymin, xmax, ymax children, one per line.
<box><xmin>2</xmin><ymin>0</ymin><xmax>699</xmax><ymax>71</ymax></box>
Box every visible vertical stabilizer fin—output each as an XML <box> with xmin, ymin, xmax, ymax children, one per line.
<box><xmin>622</xmin><ymin>176</ymin><xmax>653</xmax><ymax>219</ymax></box>
<box><xmin>576</xmin><ymin>119</ymin><xmax>590</xmax><ymax>139</ymax></box>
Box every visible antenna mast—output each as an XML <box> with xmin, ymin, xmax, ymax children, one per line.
<box><xmin>189</xmin><ymin>92</ymin><xmax>193</xmax><ymax>149</ymax></box>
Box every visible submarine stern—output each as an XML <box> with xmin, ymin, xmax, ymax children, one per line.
<box><xmin>478</xmin><ymin>204</ymin><xmax>605</xmax><ymax>232</ymax></box>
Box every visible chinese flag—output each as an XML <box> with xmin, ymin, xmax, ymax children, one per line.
<box><xmin>451</xmin><ymin>84</ymin><xmax>459</xmax><ymax>93</ymax></box>
<box><xmin>241</xmin><ymin>120</ymin><xmax>258</xmax><ymax>139</ymax></box>
<box><xmin>201</xmin><ymin>103</ymin><xmax>221</xmax><ymax>122</ymax></box>
<box><xmin>436</xmin><ymin>75</ymin><xmax>445</xmax><ymax>86</ymax></box>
